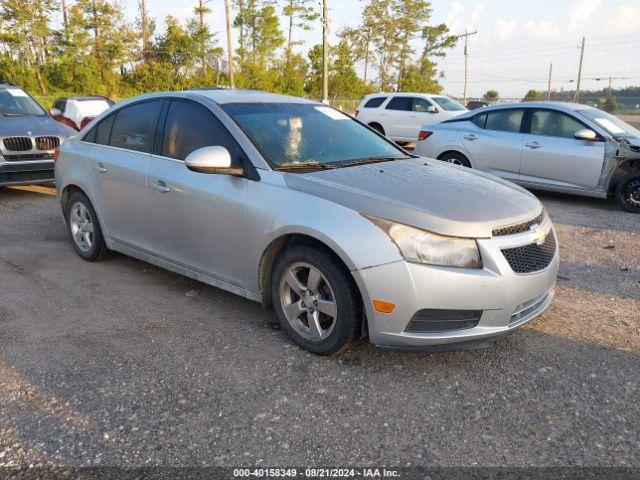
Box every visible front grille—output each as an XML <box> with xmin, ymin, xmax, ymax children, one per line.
<box><xmin>3</xmin><ymin>137</ymin><xmax>33</xmax><ymax>152</ymax></box>
<box><xmin>405</xmin><ymin>309</ymin><xmax>483</xmax><ymax>333</ymax></box>
<box><xmin>501</xmin><ymin>231</ymin><xmax>557</xmax><ymax>274</ymax></box>
<box><xmin>4</xmin><ymin>153</ymin><xmax>55</xmax><ymax>162</ymax></box>
<box><xmin>493</xmin><ymin>211</ymin><xmax>546</xmax><ymax>237</ymax></box>
<box><xmin>35</xmin><ymin>136</ymin><xmax>60</xmax><ymax>150</ymax></box>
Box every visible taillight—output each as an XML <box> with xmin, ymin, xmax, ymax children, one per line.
<box><xmin>355</xmin><ymin>109</ymin><xmax>359</xmax><ymax>117</ymax></box>
<box><xmin>418</xmin><ymin>130</ymin><xmax>432</xmax><ymax>141</ymax></box>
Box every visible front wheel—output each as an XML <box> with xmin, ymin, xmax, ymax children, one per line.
<box><xmin>615</xmin><ymin>173</ymin><xmax>640</xmax><ymax>213</ymax></box>
<box><xmin>271</xmin><ymin>245</ymin><xmax>361</xmax><ymax>355</ymax></box>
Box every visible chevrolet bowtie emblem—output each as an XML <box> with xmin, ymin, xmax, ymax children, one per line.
<box><xmin>529</xmin><ymin>223</ymin><xmax>547</xmax><ymax>245</ymax></box>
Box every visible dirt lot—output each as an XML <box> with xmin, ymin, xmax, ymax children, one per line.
<box><xmin>0</xmin><ymin>185</ymin><xmax>638</xmax><ymax>468</ymax></box>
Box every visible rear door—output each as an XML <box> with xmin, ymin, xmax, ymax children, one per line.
<box><xmin>461</xmin><ymin>108</ymin><xmax>525</xmax><ymax>181</ymax></box>
<box><xmin>383</xmin><ymin>97</ymin><xmax>413</xmax><ymax>140</ymax></box>
<box><xmin>147</xmin><ymin>99</ymin><xmax>250</xmax><ymax>287</ymax></box>
<box><xmin>520</xmin><ymin>108</ymin><xmax>605</xmax><ymax>189</ymax></box>
<box><xmin>86</xmin><ymin>99</ymin><xmax>163</xmax><ymax>251</ymax></box>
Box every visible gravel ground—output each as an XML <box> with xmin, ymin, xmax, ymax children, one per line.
<box><xmin>0</xmin><ymin>185</ymin><xmax>638</xmax><ymax>468</ymax></box>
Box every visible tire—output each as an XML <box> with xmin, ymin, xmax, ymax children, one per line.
<box><xmin>615</xmin><ymin>173</ymin><xmax>640</xmax><ymax>213</ymax></box>
<box><xmin>65</xmin><ymin>191</ymin><xmax>110</xmax><ymax>261</ymax></box>
<box><xmin>368</xmin><ymin>122</ymin><xmax>385</xmax><ymax>135</ymax></box>
<box><xmin>439</xmin><ymin>151</ymin><xmax>472</xmax><ymax>168</ymax></box>
<box><xmin>271</xmin><ymin>244</ymin><xmax>361</xmax><ymax>355</ymax></box>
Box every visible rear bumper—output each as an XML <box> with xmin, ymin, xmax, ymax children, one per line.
<box><xmin>353</xmin><ymin>226</ymin><xmax>559</xmax><ymax>350</ymax></box>
<box><xmin>0</xmin><ymin>160</ymin><xmax>55</xmax><ymax>186</ymax></box>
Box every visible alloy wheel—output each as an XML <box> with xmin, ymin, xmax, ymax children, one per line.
<box><xmin>69</xmin><ymin>201</ymin><xmax>94</xmax><ymax>252</ymax></box>
<box><xmin>279</xmin><ymin>262</ymin><xmax>338</xmax><ymax>342</ymax></box>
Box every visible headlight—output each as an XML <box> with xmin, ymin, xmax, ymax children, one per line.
<box><xmin>364</xmin><ymin>215</ymin><xmax>482</xmax><ymax>269</ymax></box>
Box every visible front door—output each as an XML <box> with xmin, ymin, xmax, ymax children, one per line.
<box><xmin>87</xmin><ymin>99</ymin><xmax>163</xmax><ymax>251</ymax></box>
<box><xmin>147</xmin><ymin>99</ymin><xmax>250</xmax><ymax>288</ymax></box>
<box><xmin>520</xmin><ymin>108</ymin><xmax>605</xmax><ymax>189</ymax></box>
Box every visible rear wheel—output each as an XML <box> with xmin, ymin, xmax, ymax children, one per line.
<box><xmin>271</xmin><ymin>245</ymin><xmax>361</xmax><ymax>355</ymax></box>
<box><xmin>368</xmin><ymin>122</ymin><xmax>385</xmax><ymax>135</ymax></box>
<box><xmin>439</xmin><ymin>151</ymin><xmax>472</xmax><ymax>168</ymax></box>
<box><xmin>65</xmin><ymin>191</ymin><xmax>110</xmax><ymax>261</ymax></box>
<box><xmin>615</xmin><ymin>173</ymin><xmax>640</xmax><ymax>213</ymax></box>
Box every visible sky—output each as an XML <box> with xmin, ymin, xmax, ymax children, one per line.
<box><xmin>119</xmin><ymin>0</ymin><xmax>640</xmax><ymax>99</ymax></box>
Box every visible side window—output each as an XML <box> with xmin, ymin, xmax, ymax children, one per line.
<box><xmin>109</xmin><ymin>100</ymin><xmax>162</xmax><ymax>153</ymax></box>
<box><xmin>412</xmin><ymin>98</ymin><xmax>432</xmax><ymax>112</ymax></box>
<box><xmin>386</xmin><ymin>97</ymin><xmax>413</xmax><ymax>111</ymax></box>
<box><xmin>364</xmin><ymin>97</ymin><xmax>386</xmax><ymax>108</ymax></box>
<box><xmin>485</xmin><ymin>109</ymin><xmax>524</xmax><ymax>133</ymax></box>
<box><xmin>161</xmin><ymin>100</ymin><xmax>243</xmax><ymax>162</ymax></box>
<box><xmin>472</xmin><ymin>113</ymin><xmax>487</xmax><ymax>128</ymax></box>
<box><xmin>529</xmin><ymin>109</ymin><xmax>585</xmax><ymax>139</ymax></box>
<box><xmin>83</xmin><ymin>114</ymin><xmax>114</xmax><ymax>144</ymax></box>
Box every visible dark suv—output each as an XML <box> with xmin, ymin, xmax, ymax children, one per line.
<box><xmin>0</xmin><ymin>84</ymin><xmax>75</xmax><ymax>187</ymax></box>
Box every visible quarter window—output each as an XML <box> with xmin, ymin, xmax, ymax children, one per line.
<box><xmin>364</xmin><ymin>97</ymin><xmax>387</xmax><ymax>108</ymax></box>
<box><xmin>471</xmin><ymin>113</ymin><xmax>487</xmax><ymax>128</ymax></box>
<box><xmin>485</xmin><ymin>109</ymin><xmax>524</xmax><ymax>133</ymax></box>
<box><xmin>386</xmin><ymin>97</ymin><xmax>413</xmax><ymax>111</ymax></box>
<box><xmin>109</xmin><ymin>100</ymin><xmax>162</xmax><ymax>153</ymax></box>
<box><xmin>529</xmin><ymin>109</ymin><xmax>585</xmax><ymax>139</ymax></box>
<box><xmin>161</xmin><ymin>100</ymin><xmax>243</xmax><ymax>162</ymax></box>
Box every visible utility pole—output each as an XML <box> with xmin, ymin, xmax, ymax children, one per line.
<box><xmin>61</xmin><ymin>0</ymin><xmax>68</xmax><ymax>31</ymax></box>
<box><xmin>573</xmin><ymin>36</ymin><xmax>585</xmax><ymax>103</ymax></box>
<box><xmin>139</xmin><ymin>0</ymin><xmax>150</xmax><ymax>63</ymax></box>
<box><xmin>547</xmin><ymin>63</ymin><xmax>553</xmax><ymax>100</ymax></box>
<box><xmin>457</xmin><ymin>30</ymin><xmax>478</xmax><ymax>106</ymax></box>
<box><xmin>224</xmin><ymin>0</ymin><xmax>235</xmax><ymax>88</ymax></box>
<box><xmin>322</xmin><ymin>0</ymin><xmax>329</xmax><ymax>103</ymax></box>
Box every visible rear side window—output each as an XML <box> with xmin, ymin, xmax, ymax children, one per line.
<box><xmin>529</xmin><ymin>109</ymin><xmax>585</xmax><ymax>139</ymax></box>
<box><xmin>364</xmin><ymin>97</ymin><xmax>386</xmax><ymax>108</ymax></box>
<box><xmin>109</xmin><ymin>100</ymin><xmax>162</xmax><ymax>153</ymax></box>
<box><xmin>161</xmin><ymin>100</ymin><xmax>243</xmax><ymax>162</ymax></box>
<box><xmin>471</xmin><ymin>113</ymin><xmax>487</xmax><ymax>128</ymax></box>
<box><xmin>485</xmin><ymin>109</ymin><xmax>524</xmax><ymax>133</ymax></box>
<box><xmin>386</xmin><ymin>97</ymin><xmax>413</xmax><ymax>111</ymax></box>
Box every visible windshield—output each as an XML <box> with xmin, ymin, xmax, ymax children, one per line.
<box><xmin>0</xmin><ymin>88</ymin><xmax>46</xmax><ymax>116</ymax></box>
<box><xmin>431</xmin><ymin>96</ymin><xmax>466</xmax><ymax>111</ymax></box>
<box><xmin>576</xmin><ymin>108</ymin><xmax>640</xmax><ymax>139</ymax></box>
<box><xmin>222</xmin><ymin>103</ymin><xmax>408</xmax><ymax>169</ymax></box>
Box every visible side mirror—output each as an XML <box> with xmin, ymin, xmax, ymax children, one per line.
<box><xmin>427</xmin><ymin>105</ymin><xmax>438</xmax><ymax>113</ymax></box>
<box><xmin>185</xmin><ymin>146</ymin><xmax>243</xmax><ymax>176</ymax></box>
<box><xmin>49</xmin><ymin>107</ymin><xmax>63</xmax><ymax>117</ymax></box>
<box><xmin>574</xmin><ymin>128</ymin><xmax>598</xmax><ymax>141</ymax></box>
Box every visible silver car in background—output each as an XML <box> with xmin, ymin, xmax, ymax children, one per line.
<box><xmin>414</xmin><ymin>102</ymin><xmax>640</xmax><ymax>213</ymax></box>
<box><xmin>55</xmin><ymin>90</ymin><xmax>558</xmax><ymax>355</ymax></box>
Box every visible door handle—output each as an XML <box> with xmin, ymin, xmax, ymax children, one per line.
<box><xmin>150</xmin><ymin>180</ymin><xmax>170</xmax><ymax>193</ymax></box>
<box><xmin>93</xmin><ymin>163</ymin><xmax>107</xmax><ymax>174</ymax></box>
<box><xmin>463</xmin><ymin>134</ymin><xmax>477</xmax><ymax>141</ymax></box>
<box><xmin>524</xmin><ymin>142</ymin><xmax>541</xmax><ymax>149</ymax></box>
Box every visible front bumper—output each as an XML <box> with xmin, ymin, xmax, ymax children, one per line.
<box><xmin>353</xmin><ymin>225</ymin><xmax>559</xmax><ymax>350</ymax></box>
<box><xmin>0</xmin><ymin>160</ymin><xmax>55</xmax><ymax>186</ymax></box>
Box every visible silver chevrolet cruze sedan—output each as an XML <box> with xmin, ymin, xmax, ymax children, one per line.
<box><xmin>55</xmin><ymin>90</ymin><xmax>559</xmax><ymax>355</ymax></box>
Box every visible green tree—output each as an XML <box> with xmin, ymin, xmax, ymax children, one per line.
<box><xmin>282</xmin><ymin>0</ymin><xmax>318</xmax><ymax>62</ymax></box>
<box><xmin>483</xmin><ymin>90</ymin><xmax>499</xmax><ymax>102</ymax></box>
<box><xmin>397</xmin><ymin>56</ymin><xmax>441</xmax><ymax>93</ymax></box>
<box><xmin>523</xmin><ymin>89</ymin><xmax>544</xmax><ymax>101</ymax></box>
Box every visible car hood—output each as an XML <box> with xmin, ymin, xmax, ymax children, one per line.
<box><xmin>284</xmin><ymin>158</ymin><xmax>542</xmax><ymax>238</ymax></box>
<box><xmin>0</xmin><ymin>115</ymin><xmax>76</xmax><ymax>138</ymax></box>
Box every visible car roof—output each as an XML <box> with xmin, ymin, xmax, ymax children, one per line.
<box><xmin>63</xmin><ymin>96</ymin><xmax>111</xmax><ymax>102</ymax></box>
<box><xmin>363</xmin><ymin>92</ymin><xmax>445</xmax><ymax>99</ymax></box>
<box><xmin>185</xmin><ymin>88</ymin><xmax>318</xmax><ymax>105</ymax></box>
<box><xmin>451</xmin><ymin>101</ymin><xmax>596</xmax><ymax>119</ymax></box>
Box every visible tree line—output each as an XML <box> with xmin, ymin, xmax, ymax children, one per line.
<box><xmin>0</xmin><ymin>0</ymin><xmax>457</xmax><ymax>101</ymax></box>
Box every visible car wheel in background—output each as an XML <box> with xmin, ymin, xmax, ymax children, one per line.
<box><xmin>271</xmin><ymin>245</ymin><xmax>361</xmax><ymax>355</ymax></box>
<box><xmin>615</xmin><ymin>173</ymin><xmax>640</xmax><ymax>213</ymax></box>
<box><xmin>65</xmin><ymin>191</ymin><xmax>110</xmax><ymax>261</ymax></box>
<box><xmin>368</xmin><ymin>122</ymin><xmax>385</xmax><ymax>135</ymax></box>
<box><xmin>439</xmin><ymin>151</ymin><xmax>472</xmax><ymax>168</ymax></box>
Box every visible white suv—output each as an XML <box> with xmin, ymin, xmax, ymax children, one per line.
<box><xmin>355</xmin><ymin>93</ymin><xmax>467</xmax><ymax>143</ymax></box>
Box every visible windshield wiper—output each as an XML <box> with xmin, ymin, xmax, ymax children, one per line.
<box><xmin>339</xmin><ymin>156</ymin><xmax>410</xmax><ymax>168</ymax></box>
<box><xmin>276</xmin><ymin>162</ymin><xmax>339</xmax><ymax>171</ymax></box>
